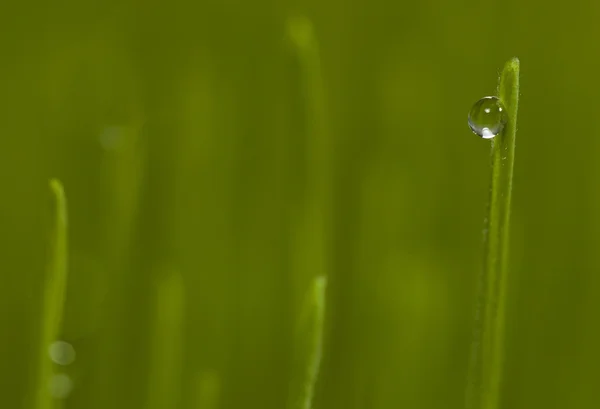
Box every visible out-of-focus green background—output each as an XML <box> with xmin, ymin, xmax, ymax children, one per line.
<box><xmin>1</xmin><ymin>1</ymin><xmax>599</xmax><ymax>408</ymax></box>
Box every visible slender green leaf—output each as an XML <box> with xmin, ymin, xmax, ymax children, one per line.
<box><xmin>466</xmin><ymin>58</ymin><xmax>520</xmax><ymax>409</ymax></box>
<box><xmin>36</xmin><ymin>179</ymin><xmax>69</xmax><ymax>409</ymax></box>
<box><xmin>286</xmin><ymin>16</ymin><xmax>330</xmax><ymax>409</ymax></box>
<box><xmin>287</xmin><ymin>15</ymin><xmax>332</xmax><ymax>292</ymax></box>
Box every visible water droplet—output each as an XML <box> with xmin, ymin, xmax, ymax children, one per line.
<box><xmin>48</xmin><ymin>341</ymin><xmax>76</xmax><ymax>366</ymax></box>
<box><xmin>48</xmin><ymin>373</ymin><xmax>73</xmax><ymax>399</ymax></box>
<box><xmin>468</xmin><ymin>96</ymin><xmax>507</xmax><ymax>139</ymax></box>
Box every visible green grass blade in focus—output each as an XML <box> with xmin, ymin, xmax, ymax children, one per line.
<box><xmin>466</xmin><ymin>58</ymin><xmax>520</xmax><ymax>409</ymax></box>
<box><xmin>288</xmin><ymin>276</ymin><xmax>327</xmax><ymax>409</ymax></box>
<box><xmin>36</xmin><ymin>179</ymin><xmax>69</xmax><ymax>409</ymax></box>
<box><xmin>145</xmin><ymin>270</ymin><xmax>185</xmax><ymax>409</ymax></box>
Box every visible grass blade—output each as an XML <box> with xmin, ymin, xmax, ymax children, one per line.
<box><xmin>145</xmin><ymin>269</ymin><xmax>185</xmax><ymax>409</ymax></box>
<box><xmin>36</xmin><ymin>179</ymin><xmax>69</xmax><ymax>409</ymax></box>
<box><xmin>466</xmin><ymin>58</ymin><xmax>520</xmax><ymax>409</ymax></box>
<box><xmin>288</xmin><ymin>276</ymin><xmax>327</xmax><ymax>409</ymax></box>
<box><xmin>287</xmin><ymin>14</ymin><xmax>331</xmax><ymax>288</ymax></box>
<box><xmin>286</xmin><ymin>17</ymin><xmax>330</xmax><ymax>409</ymax></box>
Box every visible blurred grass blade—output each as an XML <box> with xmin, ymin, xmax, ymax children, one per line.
<box><xmin>195</xmin><ymin>371</ymin><xmax>220</xmax><ymax>409</ymax></box>
<box><xmin>287</xmin><ymin>16</ymin><xmax>330</xmax><ymax>409</ymax></box>
<box><xmin>288</xmin><ymin>276</ymin><xmax>327</xmax><ymax>409</ymax></box>
<box><xmin>102</xmin><ymin>119</ymin><xmax>146</xmax><ymax>262</ymax></box>
<box><xmin>146</xmin><ymin>270</ymin><xmax>185</xmax><ymax>409</ymax></box>
<box><xmin>287</xmin><ymin>15</ymin><xmax>328</xmax><ymax>151</ymax></box>
<box><xmin>91</xmin><ymin>119</ymin><xmax>147</xmax><ymax>408</ymax></box>
<box><xmin>287</xmin><ymin>15</ymin><xmax>332</xmax><ymax>293</ymax></box>
<box><xmin>288</xmin><ymin>14</ymin><xmax>330</xmax><ymax>209</ymax></box>
<box><xmin>466</xmin><ymin>58</ymin><xmax>520</xmax><ymax>409</ymax></box>
<box><xmin>36</xmin><ymin>179</ymin><xmax>69</xmax><ymax>409</ymax></box>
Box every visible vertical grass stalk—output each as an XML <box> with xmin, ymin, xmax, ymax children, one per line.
<box><xmin>102</xmin><ymin>119</ymin><xmax>146</xmax><ymax>265</ymax></box>
<box><xmin>145</xmin><ymin>270</ymin><xmax>185</xmax><ymax>409</ymax></box>
<box><xmin>287</xmin><ymin>15</ymin><xmax>331</xmax><ymax>285</ymax></box>
<box><xmin>289</xmin><ymin>276</ymin><xmax>328</xmax><ymax>409</ymax></box>
<box><xmin>36</xmin><ymin>179</ymin><xmax>69</xmax><ymax>409</ymax></box>
<box><xmin>466</xmin><ymin>58</ymin><xmax>520</xmax><ymax>409</ymax></box>
<box><xmin>287</xmin><ymin>15</ymin><xmax>330</xmax><ymax>409</ymax></box>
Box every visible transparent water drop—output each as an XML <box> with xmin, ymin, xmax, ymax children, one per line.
<box><xmin>48</xmin><ymin>341</ymin><xmax>76</xmax><ymax>366</ymax></box>
<box><xmin>468</xmin><ymin>96</ymin><xmax>507</xmax><ymax>139</ymax></box>
<box><xmin>48</xmin><ymin>373</ymin><xmax>73</xmax><ymax>399</ymax></box>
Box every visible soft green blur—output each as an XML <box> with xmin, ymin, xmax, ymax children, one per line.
<box><xmin>1</xmin><ymin>1</ymin><xmax>599</xmax><ymax>408</ymax></box>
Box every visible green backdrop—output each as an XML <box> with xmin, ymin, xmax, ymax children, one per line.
<box><xmin>1</xmin><ymin>1</ymin><xmax>598</xmax><ymax>408</ymax></box>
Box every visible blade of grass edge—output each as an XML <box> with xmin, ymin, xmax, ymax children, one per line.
<box><xmin>466</xmin><ymin>58</ymin><xmax>520</xmax><ymax>409</ymax></box>
<box><xmin>289</xmin><ymin>276</ymin><xmax>328</xmax><ymax>409</ymax></box>
<box><xmin>36</xmin><ymin>179</ymin><xmax>69</xmax><ymax>409</ymax></box>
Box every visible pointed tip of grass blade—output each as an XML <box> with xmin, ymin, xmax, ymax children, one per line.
<box><xmin>49</xmin><ymin>178</ymin><xmax>68</xmax><ymax>227</ymax></box>
<box><xmin>500</xmin><ymin>56</ymin><xmax>520</xmax><ymax>85</ymax></box>
<box><xmin>498</xmin><ymin>57</ymin><xmax>520</xmax><ymax>126</ymax></box>
<box><xmin>505</xmin><ymin>57</ymin><xmax>520</xmax><ymax>71</ymax></box>
<box><xmin>498</xmin><ymin>57</ymin><xmax>519</xmax><ymax>83</ymax></box>
<box><xmin>287</xmin><ymin>15</ymin><xmax>315</xmax><ymax>50</ymax></box>
<box><xmin>46</xmin><ymin>177</ymin><xmax>69</xmax><ymax>325</ymax></box>
<box><xmin>49</xmin><ymin>178</ymin><xmax>64</xmax><ymax>197</ymax></box>
<box><xmin>313</xmin><ymin>275</ymin><xmax>327</xmax><ymax>297</ymax></box>
<box><xmin>310</xmin><ymin>275</ymin><xmax>327</xmax><ymax>337</ymax></box>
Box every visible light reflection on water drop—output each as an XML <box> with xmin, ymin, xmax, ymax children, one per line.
<box><xmin>48</xmin><ymin>373</ymin><xmax>73</xmax><ymax>399</ymax></box>
<box><xmin>48</xmin><ymin>341</ymin><xmax>76</xmax><ymax>366</ymax></box>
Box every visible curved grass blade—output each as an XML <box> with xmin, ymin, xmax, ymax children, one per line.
<box><xmin>466</xmin><ymin>58</ymin><xmax>520</xmax><ymax>409</ymax></box>
<box><xmin>35</xmin><ymin>179</ymin><xmax>69</xmax><ymax>409</ymax></box>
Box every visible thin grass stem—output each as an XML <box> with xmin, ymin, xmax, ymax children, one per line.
<box><xmin>36</xmin><ymin>179</ymin><xmax>69</xmax><ymax>409</ymax></box>
<box><xmin>286</xmin><ymin>15</ymin><xmax>330</xmax><ymax>409</ymax></box>
<box><xmin>466</xmin><ymin>58</ymin><xmax>520</xmax><ymax>409</ymax></box>
<box><xmin>287</xmin><ymin>15</ymin><xmax>331</xmax><ymax>285</ymax></box>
